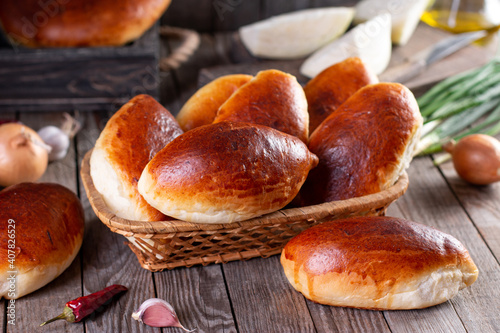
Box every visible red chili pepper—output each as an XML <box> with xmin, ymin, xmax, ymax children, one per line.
<box><xmin>40</xmin><ymin>284</ymin><xmax>127</xmax><ymax>326</ymax></box>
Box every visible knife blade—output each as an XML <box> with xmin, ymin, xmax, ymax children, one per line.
<box><xmin>380</xmin><ymin>30</ymin><xmax>488</xmax><ymax>83</ymax></box>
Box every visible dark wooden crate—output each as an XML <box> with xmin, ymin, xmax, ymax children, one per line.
<box><xmin>0</xmin><ymin>24</ymin><xmax>160</xmax><ymax>112</ymax></box>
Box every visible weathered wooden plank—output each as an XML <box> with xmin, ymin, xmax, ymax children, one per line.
<box><xmin>159</xmin><ymin>28</ymin><xmax>181</xmax><ymax>113</ymax></box>
<box><xmin>212</xmin><ymin>31</ymin><xmax>257</xmax><ymax>65</ymax></box>
<box><xmin>154</xmin><ymin>265</ymin><xmax>236</xmax><ymax>332</ymax></box>
<box><xmin>7</xmin><ymin>262</ymin><xmax>83</xmax><ymax>333</ymax></box>
<box><xmin>213</xmin><ymin>0</ymin><xmax>261</xmax><ymax>31</ymax></box>
<box><xmin>75</xmin><ymin>111</ymin><xmax>158</xmax><ymax>333</ymax></box>
<box><xmin>381</xmin><ymin>166</ymin><xmax>468</xmax><ymax>333</ymax></box>
<box><xmin>435</xmin><ymin>134</ymin><xmax>500</xmax><ymax>261</ymax></box>
<box><xmin>201</xmin><ymin>24</ymin><xmax>496</xmax><ymax>94</ymax></box>
<box><xmin>198</xmin><ymin>58</ymin><xmax>306</xmax><ymax>87</ymax></box>
<box><xmin>382</xmin><ymin>24</ymin><xmax>497</xmax><ymax>97</ymax></box>
<box><xmin>307</xmin><ymin>302</ymin><xmax>391</xmax><ymax>333</ymax></box>
<box><xmin>385</xmin><ymin>157</ymin><xmax>500</xmax><ymax>333</ymax></box>
<box><xmin>6</xmin><ymin>112</ymin><xmax>82</xmax><ymax>333</ymax></box>
<box><xmin>261</xmin><ymin>0</ymin><xmax>311</xmax><ymax>18</ymax></box>
<box><xmin>384</xmin><ymin>304</ymin><xmax>467</xmax><ymax>333</ymax></box>
<box><xmin>162</xmin><ymin>0</ymin><xmax>214</xmax><ymax>32</ymax></box>
<box><xmin>311</xmin><ymin>0</ymin><xmax>358</xmax><ymax>7</ymax></box>
<box><xmin>0</xmin><ymin>26</ymin><xmax>160</xmax><ymax>112</ymax></box>
<box><xmin>166</xmin><ymin>33</ymin><xmax>226</xmax><ymax>115</ymax></box>
<box><xmin>223</xmin><ymin>256</ymin><xmax>315</xmax><ymax>333</ymax></box>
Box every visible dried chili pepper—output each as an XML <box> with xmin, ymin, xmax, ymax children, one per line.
<box><xmin>40</xmin><ymin>284</ymin><xmax>128</xmax><ymax>326</ymax></box>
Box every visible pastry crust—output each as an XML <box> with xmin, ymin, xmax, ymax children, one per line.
<box><xmin>281</xmin><ymin>216</ymin><xmax>478</xmax><ymax>310</ymax></box>
<box><xmin>176</xmin><ymin>74</ymin><xmax>253</xmax><ymax>132</ymax></box>
<box><xmin>90</xmin><ymin>94</ymin><xmax>182</xmax><ymax>221</ymax></box>
<box><xmin>214</xmin><ymin>69</ymin><xmax>309</xmax><ymax>143</ymax></box>
<box><xmin>0</xmin><ymin>0</ymin><xmax>170</xmax><ymax>47</ymax></box>
<box><xmin>0</xmin><ymin>183</ymin><xmax>84</xmax><ymax>299</ymax></box>
<box><xmin>138</xmin><ymin>121</ymin><xmax>318</xmax><ymax>224</ymax></box>
<box><xmin>304</xmin><ymin>57</ymin><xmax>379</xmax><ymax>133</ymax></box>
<box><xmin>301</xmin><ymin>82</ymin><xmax>422</xmax><ymax>205</ymax></box>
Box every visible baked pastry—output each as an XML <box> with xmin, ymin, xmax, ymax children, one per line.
<box><xmin>213</xmin><ymin>69</ymin><xmax>309</xmax><ymax>143</ymax></box>
<box><xmin>90</xmin><ymin>94</ymin><xmax>183</xmax><ymax>221</ymax></box>
<box><xmin>281</xmin><ymin>216</ymin><xmax>479</xmax><ymax>310</ymax></box>
<box><xmin>176</xmin><ymin>74</ymin><xmax>253</xmax><ymax>132</ymax></box>
<box><xmin>0</xmin><ymin>183</ymin><xmax>85</xmax><ymax>299</ymax></box>
<box><xmin>301</xmin><ymin>82</ymin><xmax>422</xmax><ymax>205</ymax></box>
<box><xmin>304</xmin><ymin>57</ymin><xmax>379</xmax><ymax>133</ymax></box>
<box><xmin>0</xmin><ymin>0</ymin><xmax>170</xmax><ymax>47</ymax></box>
<box><xmin>138</xmin><ymin>121</ymin><xmax>319</xmax><ymax>224</ymax></box>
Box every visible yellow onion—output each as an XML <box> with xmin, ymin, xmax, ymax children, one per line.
<box><xmin>0</xmin><ymin>123</ymin><xmax>50</xmax><ymax>187</ymax></box>
<box><xmin>444</xmin><ymin>134</ymin><xmax>500</xmax><ymax>185</ymax></box>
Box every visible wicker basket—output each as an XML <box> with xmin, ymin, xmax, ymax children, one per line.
<box><xmin>81</xmin><ymin>149</ymin><xmax>409</xmax><ymax>271</ymax></box>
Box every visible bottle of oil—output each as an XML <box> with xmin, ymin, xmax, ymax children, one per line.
<box><xmin>421</xmin><ymin>0</ymin><xmax>500</xmax><ymax>33</ymax></box>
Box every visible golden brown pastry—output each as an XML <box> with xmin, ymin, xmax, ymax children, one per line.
<box><xmin>0</xmin><ymin>183</ymin><xmax>85</xmax><ymax>299</ymax></box>
<box><xmin>281</xmin><ymin>216</ymin><xmax>478</xmax><ymax>310</ymax></box>
<box><xmin>0</xmin><ymin>0</ymin><xmax>170</xmax><ymax>47</ymax></box>
<box><xmin>90</xmin><ymin>94</ymin><xmax>183</xmax><ymax>221</ymax></box>
<box><xmin>138</xmin><ymin>121</ymin><xmax>318</xmax><ymax>224</ymax></box>
<box><xmin>304</xmin><ymin>57</ymin><xmax>379</xmax><ymax>133</ymax></box>
<box><xmin>176</xmin><ymin>74</ymin><xmax>253</xmax><ymax>132</ymax></box>
<box><xmin>213</xmin><ymin>69</ymin><xmax>309</xmax><ymax>143</ymax></box>
<box><xmin>301</xmin><ymin>82</ymin><xmax>422</xmax><ymax>206</ymax></box>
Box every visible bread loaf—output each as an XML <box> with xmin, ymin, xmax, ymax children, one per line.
<box><xmin>0</xmin><ymin>183</ymin><xmax>84</xmax><ymax>299</ymax></box>
<box><xmin>0</xmin><ymin>0</ymin><xmax>170</xmax><ymax>47</ymax></box>
<box><xmin>138</xmin><ymin>121</ymin><xmax>318</xmax><ymax>224</ymax></box>
<box><xmin>281</xmin><ymin>216</ymin><xmax>478</xmax><ymax>310</ymax></box>
<box><xmin>301</xmin><ymin>82</ymin><xmax>422</xmax><ymax>205</ymax></box>
<box><xmin>90</xmin><ymin>94</ymin><xmax>183</xmax><ymax>221</ymax></box>
<box><xmin>213</xmin><ymin>69</ymin><xmax>309</xmax><ymax>143</ymax></box>
<box><xmin>176</xmin><ymin>74</ymin><xmax>253</xmax><ymax>132</ymax></box>
<box><xmin>304</xmin><ymin>57</ymin><xmax>379</xmax><ymax>133</ymax></box>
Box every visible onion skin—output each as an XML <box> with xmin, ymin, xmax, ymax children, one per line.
<box><xmin>0</xmin><ymin>123</ymin><xmax>49</xmax><ymax>187</ymax></box>
<box><xmin>445</xmin><ymin>134</ymin><xmax>500</xmax><ymax>185</ymax></box>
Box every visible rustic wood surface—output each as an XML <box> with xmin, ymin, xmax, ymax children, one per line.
<box><xmin>0</xmin><ymin>25</ymin><xmax>160</xmax><ymax>112</ymax></box>
<box><xmin>1</xmin><ymin>10</ymin><xmax>500</xmax><ymax>333</ymax></box>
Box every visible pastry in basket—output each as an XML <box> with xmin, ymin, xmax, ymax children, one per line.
<box><xmin>176</xmin><ymin>74</ymin><xmax>253</xmax><ymax>132</ymax></box>
<box><xmin>281</xmin><ymin>216</ymin><xmax>478</xmax><ymax>310</ymax></box>
<box><xmin>138</xmin><ymin>121</ymin><xmax>319</xmax><ymax>224</ymax></box>
<box><xmin>0</xmin><ymin>0</ymin><xmax>171</xmax><ymax>47</ymax></box>
<box><xmin>300</xmin><ymin>82</ymin><xmax>422</xmax><ymax>206</ymax></box>
<box><xmin>304</xmin><ymin>57</ymin><xmax>379</xmax><ymax>133</ymax></box>
<box><xmin>213</xmin><ymin>69</ymin><xmax>309</xmax><ymax>143</ymax></box>
<box><xmin>90</xmin><ymin>94</ymin><xmax>183</xmax><ymax>221</ymax></box>
<box><xmin>0</xmin><ymin>183</ymin><xmax>84</xmax><ymax>299</ymax></box>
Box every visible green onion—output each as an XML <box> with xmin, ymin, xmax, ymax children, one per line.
<box><xmin>418</xmin><ymin>61</ymin><xmax>498</xmax><ymax>117</ymax></box>
<box><xmin>416</xmin><ymin>56</ymin><xmax>500</xmax><ymax>156</ymax></box>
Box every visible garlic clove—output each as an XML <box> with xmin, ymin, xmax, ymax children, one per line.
<box><xmin>132</xmin><ymin>298</ymin><xmax>195</xmax><ymax>331</ymax></box>
<box><xmin>38</xmin><ymin>126</ymin><xmax>70</xmax><ymax>161</ymax></box>
<box><xmin>37</xmin><ymin>113</ymin><xmax>81</xmax><ymax>162</ymax></box>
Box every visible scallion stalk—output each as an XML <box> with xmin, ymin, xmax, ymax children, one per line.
<box><xmin>416</xmin><ymin>56</ymin><xmax>500</xmax><ymax>156</ymax></box>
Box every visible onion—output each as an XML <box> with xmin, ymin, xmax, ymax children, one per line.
<box><xmin>0</xmin><ymin>123</ymin><xmax>51</xmax><ymax>187</ymax></box>
<box><xmin>444</xmin><ymin>134</ymin><xmax>500</xmax><ymax>185</ymax></box>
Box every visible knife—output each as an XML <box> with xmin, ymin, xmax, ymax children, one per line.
<box><xmin>380</xmin><ymin>30</ymin><xmax>488</xmax><ymax>83</ymax></box>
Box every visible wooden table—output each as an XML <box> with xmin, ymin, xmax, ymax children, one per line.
<box><xmin>1</xmin><ymin>27</ymin><xmax>500</xmax><ymax>333</ymax></box>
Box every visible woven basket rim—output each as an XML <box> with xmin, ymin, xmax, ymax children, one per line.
<box><xmin>81</xmin><ymin>148</ymin><xmax>409</xmax><ymax>236</ymax></box>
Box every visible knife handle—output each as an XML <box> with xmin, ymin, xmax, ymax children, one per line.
<box><xmin>379</xmin><ymin>59</ymin><xmax>427</xmax><ymax>84</ymax></box>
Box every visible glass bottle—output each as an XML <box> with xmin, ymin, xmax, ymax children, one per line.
<box><xmin>421</xmin><ymin>0</ymin><xmax>500</xmax><ymax>33</ymax></box>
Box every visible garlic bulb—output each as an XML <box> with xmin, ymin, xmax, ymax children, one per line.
<box><xmin>37</xmin><ymin>113</ymin><xmax>81</xmax><ymax>162</ymax></box>
<box><xmin>38</xmin><ymin>126</ymin><xmax>70</xmax><ymax>161</ymax></box>
<box><xmin>132</xmin><ymin>298</ymin><xmax>195</xmax><ymax>331</ymax></box>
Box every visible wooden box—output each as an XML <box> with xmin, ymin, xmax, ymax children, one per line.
<box><xmin>0</xmin><ymin>24</ymin><xmax>160</xmax><ymax>112</ymax></box>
